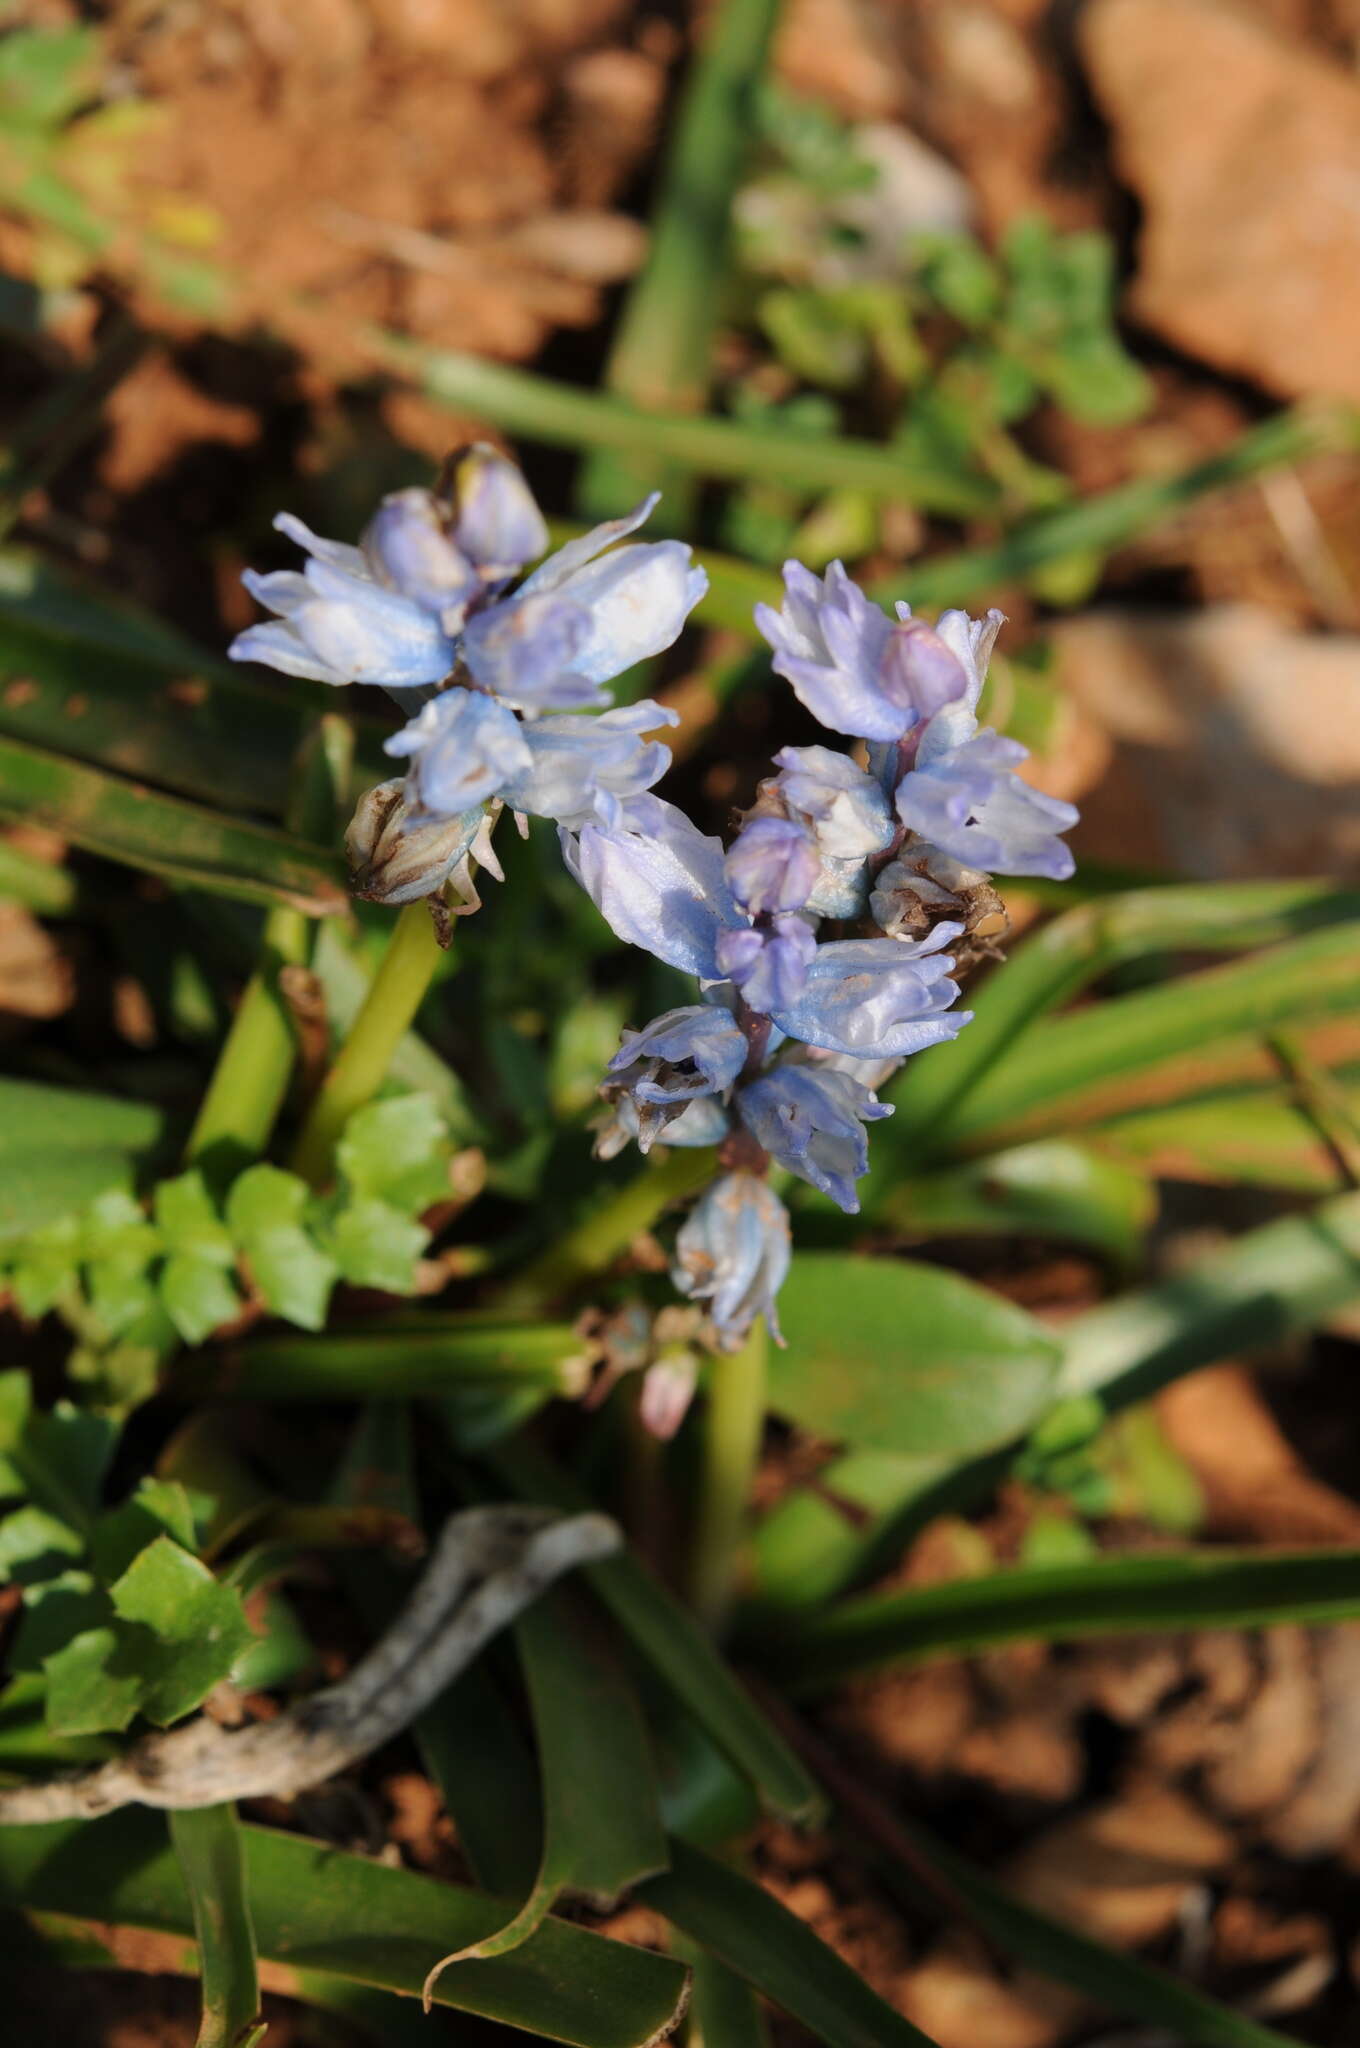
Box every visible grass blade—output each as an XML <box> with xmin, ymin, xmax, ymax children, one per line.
<box><xmin>639</xmin><ymin>1837</ymin><xmax>936</xmax><ymax>2048</ymax></box>
<box><xmin>0</xmin><ymin>733</ymin><xmax>347</xmax><ymax>913</ymax></box>
<box><xmin>0</xmin><ymin>1810</ymin><xmax>690</xmax><ymax>2048</ymax></box>
<box><xmin>482</xmin><ymin>1437</ymin><xmax>825</xmax><ymax>1827</ymax></box>
<box><xmin>174</xmin><ymin>1320</ymin><xmax>589</xmax><ymax>1400</ymax></box>
<box><xmin>1090</xmin><ymin>1074</ymin><xmax>1360</xmax><ymax>1193</ymax></box>
<box><xmin>579</xmin><ymin>0</ymin><xmax>780</xmax><ymax>521</ymax></box>
<box><xmin>883</xmin><ymin>879</ymin><xmax>1360</xmax><ymax>1161</ymax></box>
<box><xmin>863</xmin><ymin>1140</ymin><xmax>1155</xmax><ymax>1270</ymax></box>
<box><xmin>756</xmin><ymin>1546</ymin><xmax>1360</xmax><ymax>1690</ymax></box>
<box><xmin>168</xmin><ymin>1804</ymin><xmax>264</xmax><ymax>2048</ymax></box>
<box><xmin>943</xmin><ymin>922</ymin><xmax>1360</xmax><ymax>1153</ymax></box>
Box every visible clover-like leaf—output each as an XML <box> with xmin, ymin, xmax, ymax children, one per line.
<box><xmin>155</xmin><ymin>1170</ymin><xmax>235</xmax><ymax>1266</ymax></box>
<box><xmin>159</xmin><ymin>1250</ymin><xmax>241</xmax><ymax>1346</ymax></box>
<box><xmin>109</xmin><ymin>1535</ymin><xmax>255</xmax><ymax>1728</ymax></box>
<box><xmin>44</xmin><ymin>1622</ymin><xmax>143</xmax><ymax>1737</ymax></box>
<box><xmin>329</xmin><ymin>1197</ymin><xmax>429</xmax><ymax>1295</ymax></box>
<box><xmin>89</xmin><ymin>1478</ymin><xmax>198</xmax><ymax>1584</ymax></box>
<box><xmin>0</xmin><ymin>1504</ymin><xmax>83</xmax><ymax>1586</ymax></box>
<box><xmin>337</xmin><ymin>1094</ymin><xmax>451</xmax><ymax>1215</ymax></box>
<box><xmin>226</xmin><ymin>1163</ymin><xmax>337</xmax><ymax>1331</ymax></box>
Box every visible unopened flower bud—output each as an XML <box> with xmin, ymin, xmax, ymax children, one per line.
<box><xmin>345</xmin><ymin>779</ymin><xmax>483</xmax><ymax>908</ymax></box>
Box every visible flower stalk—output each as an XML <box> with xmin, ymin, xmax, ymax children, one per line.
<box><xmin>687</xmin><ymin>1318</ymin><xmax>769</xmax><ymax>1631</ymax></box>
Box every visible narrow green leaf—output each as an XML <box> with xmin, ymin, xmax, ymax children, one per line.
<box><xmin>884</xmin><ymin>878</ymin><xmax>1360</xmax><ymax>1161</ymax></box>
<box><xmin>687</xmin><ymin>1948</ymin><xmax>770</xmax><ymax>2047</ymax></box>
<box><xmin>169</xmin><ymin>1804</ymin><xmax>263</xmax><ymax>2048</ymax></box>
<box><xmin>864</xmin><ymin>1140</ymin><xmax>1154</xmax><ymax>1268</ymax></box>
<box><xmin>175</xmin><ymin>1318</ymin><xmax>588</xmax><ymax>1399</ymax></box>
<box><xmin>640</xmin><ymin>1837</ymin><xmax>935</xmax><ymax>2048</ymax></box>
<box><xmin>1088</xmin><ymin>1076</ymin><xmax>1360</xmax><ymax>1193</ymax></box>
<box><xmin>437</xmin><ymin>1586</ymin><xmax>669</xmax><ymax>1968</ymax></box>
<box><xmin>756</xmin><ymin>1546</ymin><xmax>1360</xmax><ymax>1690</ymax></box>
<box><xmin>0</xmin><ymin>734</ymin><xmax>348</xmax><ymax>914</ymax></box>
<box><xmin>482</xmin><ymin>1438</ymin><xmax>825</xmax><ymax>1827</ymax></box>
<box><xmin>947</xmin><ymin>922</ymin><xmax>1360</xmax><ymax>1151</ymax></box>
<box><xmin>0</xmin><ymin>1811</ymin><xmax>691</xmax><ymax>2048</ymax></box>
<box><xmin>773</xmin><ymin>1255</ymin><xmax>1060</xmax><ymax>1457</ymax></box>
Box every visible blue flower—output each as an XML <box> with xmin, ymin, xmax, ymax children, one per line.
<box><xmin>462</xmin><ymin>498</ymin><xmax>708</xmax><ymax>712</ymax></box>
<box><xmin>361</xmin><ymin>490</ymin><xmax>483</xmax><ymax>627</ymax></box>
<box><xmin>384</xmin><ymin>688</ymin><xmax>532</xmax><ymax>816</ymax></box>
<box><xmin>500</xmin><ymin>701</ymin><xmax>678</xmax><ymax>831</ymax></box>
<box><xmin>765</xmin><ymin>929</ymin><xmax>971</xmax><ymax>1059</ymax></box>
<box><xmin>725</xmin><ymin>816</ymin><xmax>821</xmax><ymax>916</ymax></box>
<box><xmin>442</xmin><ymin>442</ymin><xmax>549</xmax><ymax>584</ymax></box>
<box><xmin>772</xmin><ymin>745</ymin><xmax>894</xmax><ymax>862</ymax></box>
<box><xmin>738</xmin><ymin>1065</ymin><xmax>891</xmax><ymax>1213</ymax></box>
<box><xmin>562</xmin><ymin>796</ymin><xmax>741</xmax><ymax>980</ymax></box>
<box><xmin>602</xmin><ymin>1005</ymin><xmax>747</xmax><ymax>1151</ymax></box>
<box><xmin>755</xmin><ymin>562</ymin><xmax>987</xmax><ymax>743</ymax></box>
<box><xmin>715</xmin><ymin>915</ymin><xmax>818</xmax><ymax>1015</ymax></box>
<box><xmin>896</xmin><ymin>728</ymin><xmax>1078</xmax><ymax>880</ymax></box>
<box><xmin>671</xmin><ymin>1172</ymin><xmax>791</xmax><ymax>1350</ymax></box>
<box><xmin>232</xmin><ymin>536</ymin><xmax>457</xmax><ymax>691</ymax></box>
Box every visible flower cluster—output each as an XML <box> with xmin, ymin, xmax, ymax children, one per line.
<box><xmin>230</xmin><ymin>446</ymin><xmax>707</xmax><ymax>915</ymax></box>
<box><xmin>578</xmin><ymin>559</ymin><xmax>1078</xmax><ymax>1353</ymax></box>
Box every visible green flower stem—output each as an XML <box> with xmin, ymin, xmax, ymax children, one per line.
<box><xmin>290</xmin><ymin>898</ymin><xmax>446</xmax><ymax>1188</ymax></box>
<box><xmin>186</xmin><ymin>716</ymin><xmax>352</xmax><ymax>1175</ymax></box>
<box><xmin>687</xmin><ymin>1319</ymin><xmax>769</xmax><ymax>1632</ymax></box>
<box><xmin>488</xmin><ymin>1146</ymin><xmax>717</xmax><ymax>1316</ymax></box>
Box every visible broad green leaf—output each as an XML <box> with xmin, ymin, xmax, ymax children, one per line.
<box><xmin>154</xmin><ymin>1172</ymin><xmax>235</xmax><ymax>1264</ymax></box>
<box><xmin>943</xmin><ymin>920</ymin><xmax>1360</xmax><ymax>1154</ymax></box>
<box><xmin>0</xmin><ymin>1810</ymin><xmax>691</xmax><ymax>2047</ymax></box>
<box><xmin>328</xmin><ymin>1198</ymin><xmax>428</xmax><ymax>1293</ymax></box>
<box><xmin>772</xmin><ymin>1255</ymin><xmax>1060</xmax><ymax>1457</ymax></box>
<box><xmin>877</xmin><ymin>1812</ymin><xmax>1308</xmax><ymax>2048</ymax></box>
<box><xmin>159</xmin><ymin>1251</ymin><xmax>241</xmax><ymax>1345</ymax></box>
<box><xmin>755</xmin><ymin>1545</ymin><xmax>1360</xmax><ymax>1691</ymax></box>
<box><xmin>108</xmin><ymin>1535</ymin><xmax>255</xmax><ymax>1727</ymax></box>
<box><xmin>0</xmin><ymin>734</ymin><xmax>347</xmax><ymax>914</ymax></box>
<box><xmin>225</xmin><ymin>1164</ymin><xmax>336</xmax><ymax>1331</ymax></box>
<box><xmin>863</xmin><ymin>1139</ymin><xmax>1154</xmax><ymax>1268</ymax></box>
<box><xmin>168</xmin><ymin>1805</ymin><xmax>263</xmax><ymax>2048</ymax></box>
<box><xmin>180</xmin><ymin>1315</ymin><xmax>586</xmax><ymax>1400</ymax></box>
<box><xmin>0</xmin><ymin>1376</ymin><xmax>117</xmax><ymax>1531</ymax></box>
<box><xmin>43</xmin><ymin>1623</ymin><xmax>143</xmax><ymax>1736</ymax></box>
<box><xmin>89</xmin><ymin>1479</ymin><xmax>198</xmax><ymax>1584</ymax></box>
<box><xmin>483</xmin><ymin>1438</ymin><xmax>824</xmax><ymax>1827</ymax></box>
<box><xmin>438</xmin><ymin>1586</ymin><xmax>669</xmax><ymax>1967</ymax></box>
<box><xmin>0</xmin><ymin>1149</ymin><xmax>138</xmax><ymax>1241</ymax></box>
<box><xmin>336</xmin><ymin>1094</ymin><xmax>450</xmax><ymax>1212</ymax></box>
<box><xmin>640</xmin><ymin>1837</ymin><xmax>935</xmax><ymax>2048</ymax></box>
<box><xmin>0</xmin><ymin>1505</ymin><xmax>82</xmax><ymax>1585</ymax></box>
<box><xmin>0</xmin><ymin>27</ymin><xmax>99</xmax><ymax>127</ymax></box>
<box><xmin>750</xmin><ymin>1187</ymin><xmax>1360</xmax><ymax>1610</ymax></box>
<box><xmin>882</xmin><ymin>878</ymin><xmax>1360</xmax><ymax>1161</ymax></box>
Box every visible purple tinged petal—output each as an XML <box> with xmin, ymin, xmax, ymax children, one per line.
<box><xmin>385</xmin><ymin>687</ymin><xmax>532</xmax><ymax>814</ymax></box>
<box><xmin>521</xmin><ymin>494</ymin><xmax>661</xmax><ymax>596</ymax></box>
<box><xmin>671</xmin><ymin>1172</ymin><xmax>791</xmax><ymax>1350</ymax></box>
<box><xmin>896</xmin><ymin>729</ymin><xmax>1078</xmax><ymax>879</ymax></box>
<box><xmin>772</xmin><ymin>744</ymin><xmax>894</xmax><ymax>861</ymax></box>
<box><xmin>361</xmin><ymin>489</ymin><xmax>480</xmax><ymax>622</ymax></box>
<box><xmin>765</xmin><ymin>928</ymin><xmax>972</xmax><ymax>1059</ymax></box>
<box><xmin>725</xmin><ymin>816</ymin><xmax>821</xmax><ymax>915</ymax></box>
<box><xmin>737</xmin><ymin>1065</ymin><xmax>891</xmax><ymax>1214</ymax></box>
<box><xmin>716</xmin><ymin>915</ymin><xmax>817</xmax><ymax>1015</ymax></box>
<box><xmin>561</xmin><ymin>796</ymin><xmax>742</xmax><ymax>980</ymax></box>
<box><xmin>756</xmin><ymin>559</ymin><xmax>914</xmax><ymax>742</ymax></box>
<box><xmin>500</xmin><ymin>700</ymin><xmax>677</xmax><ymax>829</ymax></box>
<box><xmin>446</xmin><ymin>444</ymin><xmax>549</xmax><ymax>580</ymax></box>
<box><xmin>607</xmin><ymin>1005</ymin><xmax>748</xmax><ymax>1102</ymax></box>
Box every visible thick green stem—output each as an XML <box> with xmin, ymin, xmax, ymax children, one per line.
<box><xmin>168</xmin><ymin>1802</ymin><xmax>264</xmax><ymax>2048</ymax></box>
<box><xmin>687</xmin><ymin>1320</ymin><xmax>769</xmax><ymax>1632</ymax></box>
<box><xmin>290</xmin><ymin>899</ymin><xmax>446</xmax><ymax>1188</ymax></box>
<box><xmin>186</xmin><ymin>716</ymin><xmax>352</xmax><ymax>1176</ymax></box>
<box><xmin>488</xmin><ymin>1146</ymin><xmax>717</xmax><ymax>1316</ymax></box>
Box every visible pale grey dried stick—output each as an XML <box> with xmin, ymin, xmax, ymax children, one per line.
<box><xmin>0</xmin><ymin>1505</ymin><xmax>620</xmax><ymax>1824</ymax></box>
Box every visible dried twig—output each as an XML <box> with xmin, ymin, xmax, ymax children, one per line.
<box><xmin>0</xmin><ymin>1505</ymin><xmax>619</xmax><ymax>1824</ymax></box>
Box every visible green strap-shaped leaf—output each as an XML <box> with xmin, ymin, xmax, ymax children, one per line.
<box><xmin>0</xmin><ymin>1810</ymin><xmax>690</xmax><ymax>2048</ymax></box>
<box><xmin>755</xmin><ymin>1545</ymin><xmax>1360</xmax><ymax>1691</ymax></box>
<box><xmin>0</xmin><ymin>733</ymin><xmax>347</xmax><ymax>913</ymax></box>
<box><xmin>429</xmin><ymin>1585</ymin><xmax>670</xmax><ymax>1977</ymax></box>
<box><xmin>484</xmin><ymin>1438</ymin><xmax>824</xmax><ymax>1827</ymax></box>
<box><xmin>1087</xmin><ymin>1073</ymin><xmax>1360</xmax><ymax>1193</ymax></box>
<box><xmin>942</xmin><ymin>920</ymin><xmax>1360</xmax><ymax>1155</ymax></box>
<box><xmin>640</xmin><ymin>1837</ymin><xmax>936</xmax><ymax>2048</ymax></box>
<box><xmin>771</xmin><ymin>1255</ymin><xmax>1060</xmax><ymax>1459</ymax></box>
<box><xmin>883</xmin><ymin>878</ymin><xmax>1360</xmax><ymax>1160</ymax></box>
<box><xmin>861</xmin><ymin>1139</ymin><xmax>1155</xmax><ymax>1269</ymax></box>
<box><xmin>168</xmin><ymin>1804</ymin><xmax>264</xmax><ymax>2048</ymax></box>
<box><xmin>174</xmin><ymin>1318</ymin><xmax>588</xmax><ymax>1400</ymax></box>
